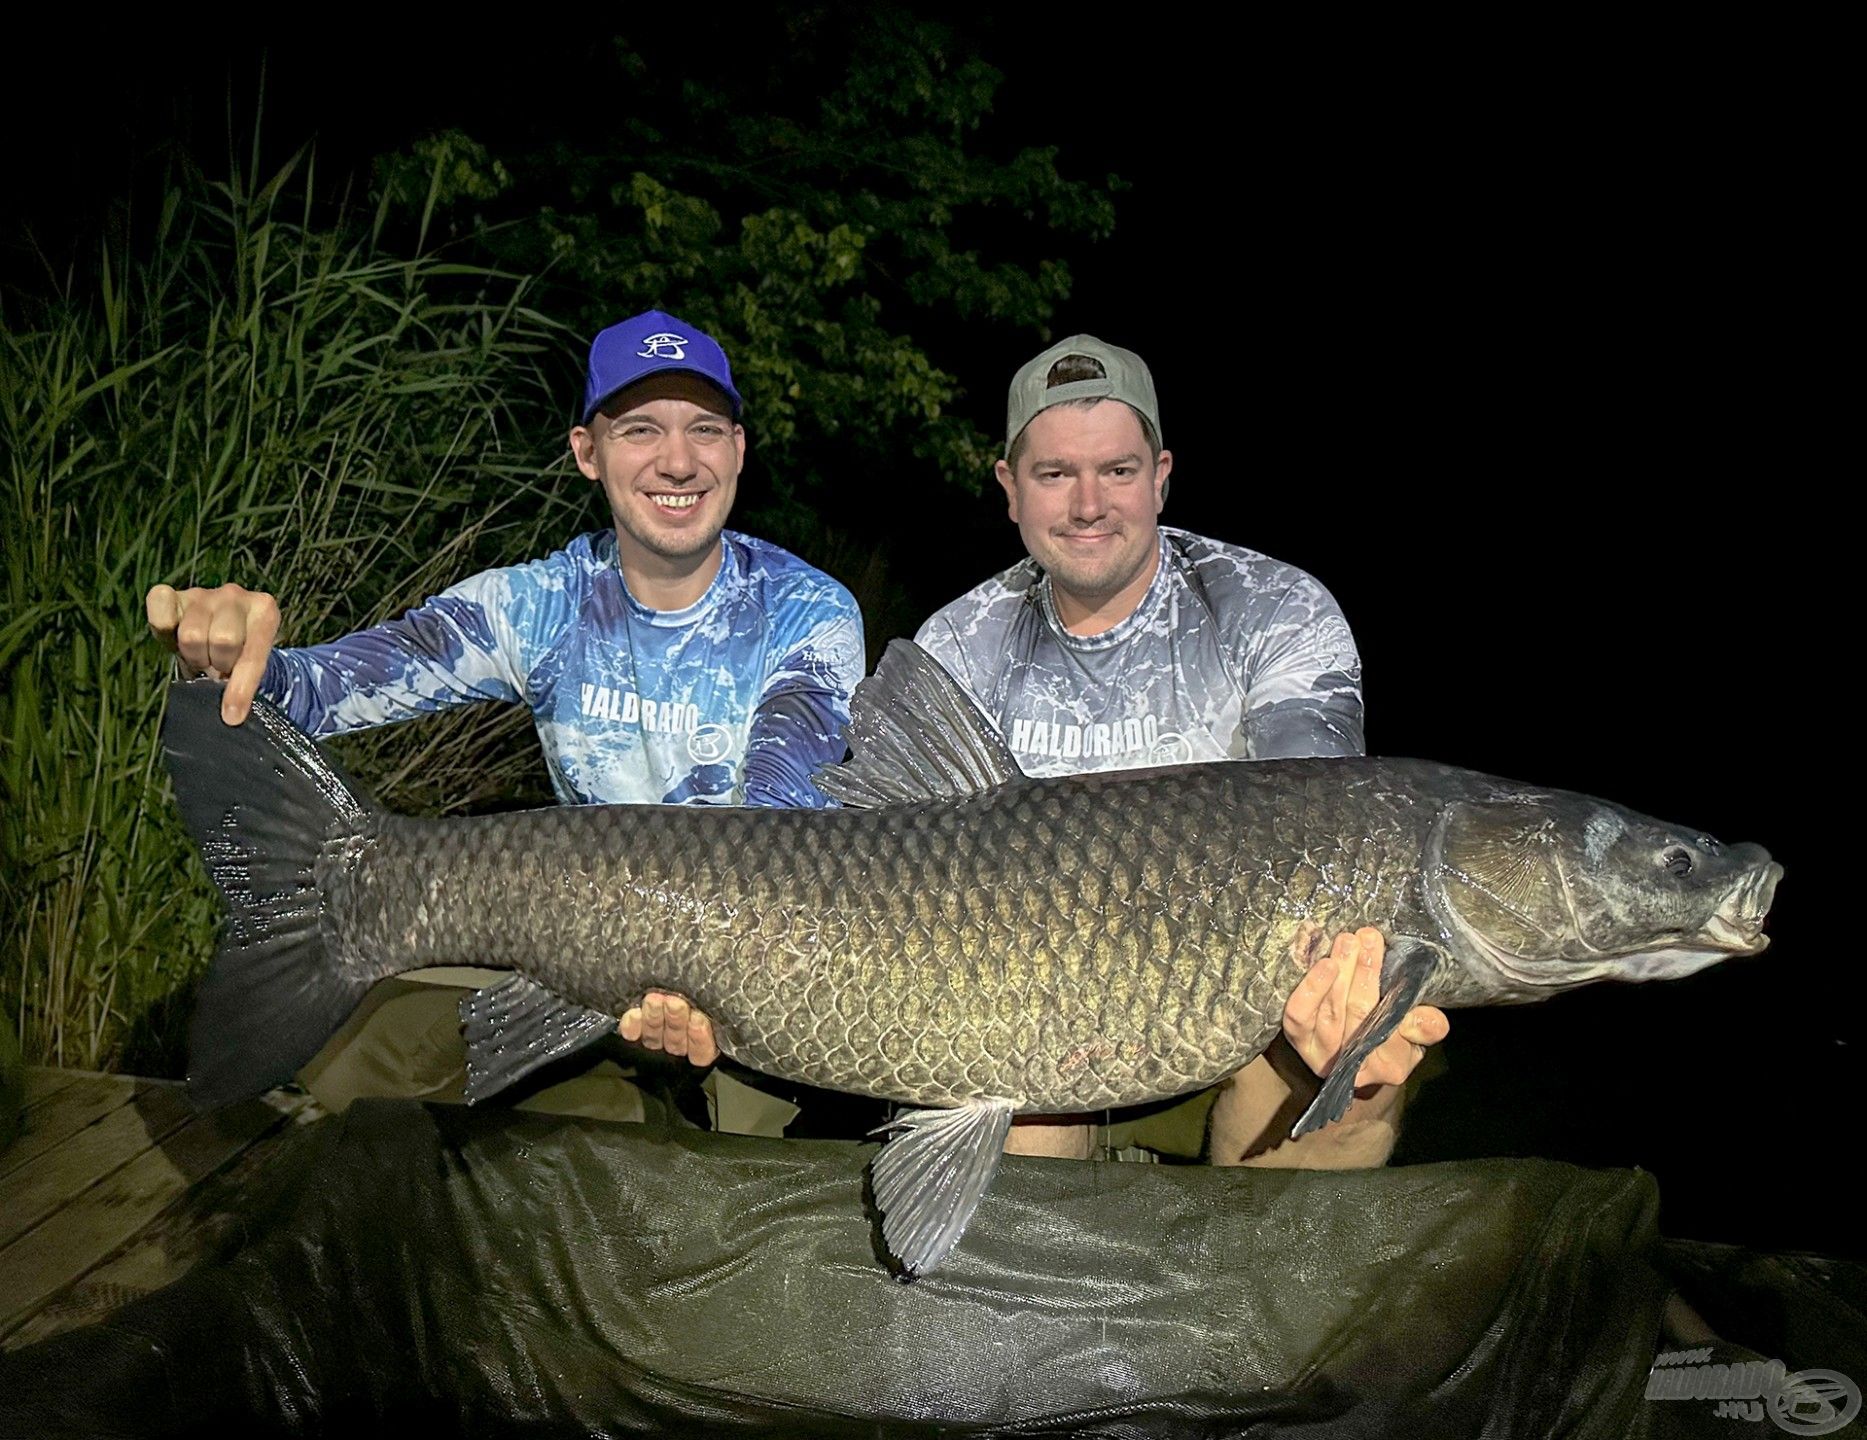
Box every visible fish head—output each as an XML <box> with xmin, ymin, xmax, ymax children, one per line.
<box><xmin>1425</xmin><ymin>791</ymin><xmax>1782</xmax><ymax>1001</ymax></box>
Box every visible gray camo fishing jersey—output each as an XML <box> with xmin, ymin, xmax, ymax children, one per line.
<box><xmin>914</xmin><ymin>528</ymin><xmax>1365</xmax><ymax>772</ymax></box>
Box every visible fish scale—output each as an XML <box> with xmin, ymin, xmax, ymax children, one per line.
<box><xmin>321</xmin><ymin>763</ymin><xmax>1424</xmax><ymax>1112</ymax></box>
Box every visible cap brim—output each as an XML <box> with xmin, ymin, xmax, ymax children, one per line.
<box><xmin>583</xmin><ymin>367</ymin><xmax>743</xmax><ymax>424</ymax></box>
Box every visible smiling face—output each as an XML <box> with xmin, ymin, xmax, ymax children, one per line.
<box><xmin>569</xmin><ymin>373</ymin><xmax>745</xmax><ymax>607</ymax></box>
<box><xmin>996</xmin><ymin>400</ymin><xmax>1173</xmax><ymax>635</ymax></box>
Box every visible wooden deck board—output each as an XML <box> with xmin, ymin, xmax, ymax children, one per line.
<box><xmin>4</xmin><ymin>1096</ymin><xmax>328</xmax><ymax>1349</ymax></box>
<box><xmin>1</xmin><ymin>1072</ymin><xmax>145</xmax><ymax>1180</ymax></box>
<box><xmin>0</xmin><ymin>1082</ymin><xmax>198</xmax><ymax>1248</ymax></box>
<box><xmin>20</xmin><ymin>1066</ymin><xmax>83</xmax><ymax>1107</ymax></box>
<box><xmin>0</xmin><ymin>1068</ymin><xmax>322</xmax><ymax>1349</ymax></box>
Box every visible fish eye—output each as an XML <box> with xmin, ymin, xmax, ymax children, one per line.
<box><xmin>1662</xmin><ymin>845</ymin><xmax>1694</xmax><ymax>878</ymax></box>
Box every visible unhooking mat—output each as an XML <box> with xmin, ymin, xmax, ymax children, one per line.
<box><xmin>1</xmin><ymin>1099</ymin><xmax>1860</xmax><ymax>1438</ymax></box>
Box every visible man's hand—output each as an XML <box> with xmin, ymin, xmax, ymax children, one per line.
<box><xmin>1209</xmin><ymin>923</ymin><xmax>1450</xmax><ymax>1168</ymax></box>
<box><xmin>146</xmin><ymin>583</ymin><xmax>280</xmax><ymax>726</ymax></box>
<box><xmin>1281</xmin><ymin>922</ymin><xmax>1449</xmax><ymax>1089</ymax></box>
<box><xmin>618</xmin><ymin>990</ymin><xmax>719</xmax><ymax>1067</ymax></box>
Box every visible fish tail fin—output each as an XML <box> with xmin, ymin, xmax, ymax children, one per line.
<box><xmin>161</xmin><ymin>679</ymin><xmax>386</xmax><ymax>1108</ymax></box>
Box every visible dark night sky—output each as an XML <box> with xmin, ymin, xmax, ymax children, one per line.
<box><xmin>5</xmin><ymin>19</ymin><xmax>1849</xmax><ymax>1257</ymax></box>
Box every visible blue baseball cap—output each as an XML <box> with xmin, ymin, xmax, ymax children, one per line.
<box><xmin>580</xmin><ymin>309</ymin><xmax>744</xmax><ymax>425</ymax></box>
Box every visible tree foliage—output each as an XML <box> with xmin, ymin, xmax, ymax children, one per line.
<box><xmin>370</xmin><ymin>10</ymin><xmax>1120</xmax><ymax>589</ymax></box>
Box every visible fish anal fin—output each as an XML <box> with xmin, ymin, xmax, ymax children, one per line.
<box><xmin>460</xmin><ymin>975</ymin><xmax>619</xmax><ymax>1104</ymax></box>
<box><xmin>868</xmin><ymin>1096</ymin><xmax>1017</xmax><ymax>1277</ymax></box>
<box><xmin>1291</xmin><ymin>937</ymin><xmax>1441</xmax><ymax>1138</ymax></box>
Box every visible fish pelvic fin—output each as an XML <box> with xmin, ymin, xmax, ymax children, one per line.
<box><xmin>1291</xmin><ymin>937</ymin><xmax>1442</xmax><ymax>1138</ymax></box>
<box><xmin>460</xmin><ymin>975</ymin><xmax>621</xmax><ymax>1104</ymax></box>
<box><xmin>161</xmin><ymin>679</ymin><xmax>385</xmax><ymax>1109</ymax></box>
<box><xmin>868</xmin><ymin>1096</ymin><xmax>1016</xmax><ymax>1278</ymax></box>
<box><xmin>815</xmin><ymin>640</ymin><xmax>1024</xmax><ymax>808</ymax></box>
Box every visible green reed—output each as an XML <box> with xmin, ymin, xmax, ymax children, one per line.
<box><xmin>1</xmin><ymin>150</ymin><xmax>588</xmax><ymax>1073</ymax></box>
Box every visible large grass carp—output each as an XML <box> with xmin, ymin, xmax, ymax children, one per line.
<box><xmin>162</xmin><ymin>640</ymin><xmax>1781</xmax><ymax>1275</ymax></box>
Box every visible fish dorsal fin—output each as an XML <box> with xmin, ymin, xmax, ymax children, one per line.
<box><xmin>816</xmin><ymin>639</ymin><xmax>1024</xmax><ymax>808</ymax></box>
<box><xmin>869</xmin><ymin>1096</ymin><xmax>1017</xmax><ymax>1276</ymax></box>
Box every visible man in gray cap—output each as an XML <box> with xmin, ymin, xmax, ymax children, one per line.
<box><xmin>915</xmin><ymin>335</ymin><xmax>1449</xmax><ymax>1167</ymax></box>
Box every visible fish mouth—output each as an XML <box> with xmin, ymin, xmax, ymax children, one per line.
<box><xmin>1696</xmin><ymin>861</ymin><xmax>1783</xmax><ymax>955</ymax></box>
<box><xmin>1430</xmin><ymin>856</ymin><xmax>1785</xmax><ymax>995</ymax></box>
<box><xmin>1564</xmin><ymin>860</ymin><xmax>1785</xmax><ymax>984</ymax></box>
<box><xmin>1576</xmin><ymin>860</ymin><xmax>1784</xmax><ymax>982</ymax></box>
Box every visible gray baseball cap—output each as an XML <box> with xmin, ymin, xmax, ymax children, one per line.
<box><xmin>1004</xmin><ymin>334</ymin><xmax>1162</xmax><ymax>457</ymax></box>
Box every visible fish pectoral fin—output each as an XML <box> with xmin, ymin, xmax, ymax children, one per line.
<box><xmin>1291</xmin><ymin>937</ymin><xmax>1441</xmax><ymax>1138</ymax></box>
<box><xmin>867</xmin><ymin>1096</ymin><xmax>1017</xmax><ymax>1278</ymax></box>
<box><xmin>459</xmin><ymin>975</ymin><xmax>620</xmax><ymax>1104</ymax></box>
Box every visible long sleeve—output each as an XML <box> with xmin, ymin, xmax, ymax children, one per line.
<box><xmin>257</xmin><ymin>561</ymin><xmax>570</xmax><ymax>738</ymax></box>
<box><xmin>1240</xmin><ymin>579</ymin><xmax>1365</xmax><ymax>760</ymax></box>
<box><xmin>741</xmin><ymin>601</ymin><xmax>865</xmax><ymax>809</ymax></box>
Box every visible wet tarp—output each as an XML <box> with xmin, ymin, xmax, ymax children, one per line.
<box><xmin>1</xmin><ymin>1099</ymin><xmax>1857</xmax><ymax>1438</ymax></box>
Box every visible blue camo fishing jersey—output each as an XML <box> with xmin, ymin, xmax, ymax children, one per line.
<box><xmin>257</xmin><ymin>529</ymin><xmax>865</xmax><ymax>808</ymax></box>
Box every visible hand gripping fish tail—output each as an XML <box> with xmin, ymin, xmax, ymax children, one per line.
<box><xmin>160</xmin><ymin>641</ymin><xmax>1785</xmax><ymax>1278</ymax></box>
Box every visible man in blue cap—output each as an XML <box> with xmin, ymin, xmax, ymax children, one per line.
<box><xmin>147</xmin><ymin>310</ymin><xmax>864</xmax><ymax>1119</ymax></box>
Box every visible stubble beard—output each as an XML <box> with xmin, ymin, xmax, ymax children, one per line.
<box><xmin>619</xmin><ymin>511</ymin><xmax>728</xmax><ymax>564</ymax></box>
<box><xmin>1038</xmin><ymin>528</ymin><xmax>1150</xmax><ymax>606</ymax></box>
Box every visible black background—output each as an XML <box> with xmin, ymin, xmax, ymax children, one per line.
<box><xmin>5</xmin><ymin>17</ymin><xmax>1848</xmax><ymax>1258</ymax></box>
